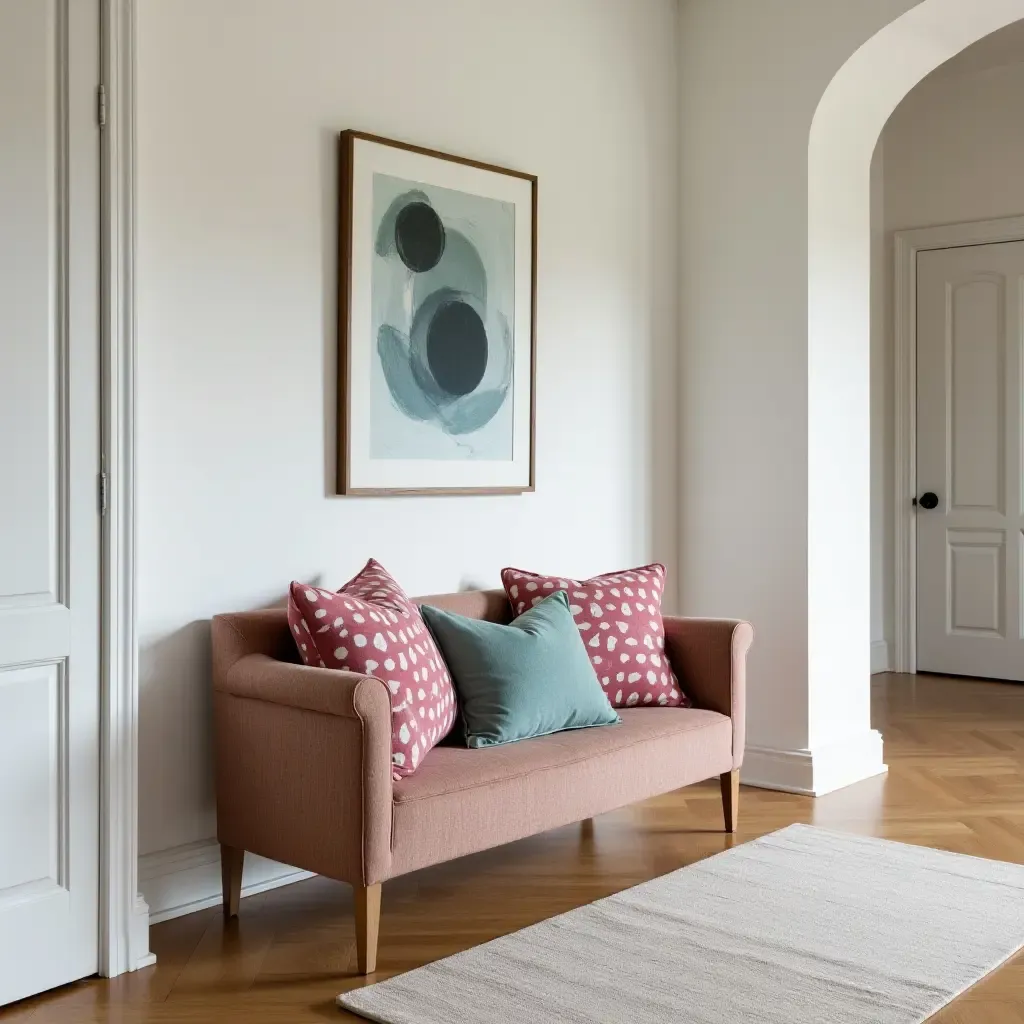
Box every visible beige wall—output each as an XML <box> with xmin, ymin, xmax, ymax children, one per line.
<box><xmin>885</xmin><ymin>61</ymin><xmax>1024</xmax><ymax>230</ymax></box>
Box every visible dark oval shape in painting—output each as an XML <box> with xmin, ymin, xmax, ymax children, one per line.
<box><xmin>427</xmin><ymin>300</ymin><xmax>488</xmax><ymax>398</ymax></box>
<box><xmin>395</xmin><ymin>201</ymin><xmax>446</xmax><ymax>273</ymax></box>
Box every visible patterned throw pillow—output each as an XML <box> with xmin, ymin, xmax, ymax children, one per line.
<box><xmin>500</xmin><ymin>563</ymin><xmax>689</xmax><ymax>710</ymax></box>
<box><xmin>288</xmin><ymin>559</ymin><xmax>457</xmax><ymax>779</ymax></box>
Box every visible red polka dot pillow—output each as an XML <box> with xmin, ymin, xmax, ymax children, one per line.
<box><xmin>500</xmin><ymin>563</ymin><xmax>690</xmax><ymax>709</ymax></box>
<box><xmin>288</xmin><ymin>559</ymin><xmax>457</xmax><ymax>779</ymax></box>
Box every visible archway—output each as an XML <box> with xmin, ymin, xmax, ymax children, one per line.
<box><xmin>806</xmin><ymin>0</ymin><xmax>1024</xmax><ymax>788</ymax></box>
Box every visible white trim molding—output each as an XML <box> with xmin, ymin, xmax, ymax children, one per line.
<box><xmin>741</xmin><ymin>731</ymin><xmax>887</xmax><ymax>796</ymax></box>
<box><xmin>870</xmin><ymin>640</ymin><xmax>891</xmax><ymax>674</ymax></box>
<box><xmin>139</xmin><ymin>842</ymin><xmax>313</xmax><ymax>925</ymax></box>
<box><xmin>99</xmin><ymin>0</ymin><xmax>152</xmax><ymax>976</ymax></box>
<box><xmin>892</xmin><ymin>212</ymin><xmax>1024</xmax><ymax>675</ymax></box>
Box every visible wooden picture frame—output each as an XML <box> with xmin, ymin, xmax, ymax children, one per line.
<box><xmin>337</xmin><ymin>130</ymin><xmax>537</xmax><ymax>496</ymax></box>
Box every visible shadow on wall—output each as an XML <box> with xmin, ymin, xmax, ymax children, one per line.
<box><xmin>321</xmin><ymin>126</ymin><xmax>339</xmax><ymax>497</ymax></box>
<box><xmin>137</xmin><ymin>571</ymin><xmax>499</xmax><ymax>857</ymax></box>
<box><xmin>138</xmin><ymin>619</ymin><xmax>216</xmax><ymax>856</ymax></box>
<box><xmin>137</xmin><ymin>589</ymin><xmax>304</xmax><ymax>857</ymax></box>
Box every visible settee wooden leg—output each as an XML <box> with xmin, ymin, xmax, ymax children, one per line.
<box><xmin>720</xmin><ymin>770</ymin><xmax>739</xmax><ymax>833</ymax></box>
<box><xmin>221</xmin><ymin>845</ymin><xmax>244</xmax><ymax>919</ymax></box>
<box><xmin>355</xmin><ymin>883</ymin><xmax>382</xmax><ymax>975</ymax></box>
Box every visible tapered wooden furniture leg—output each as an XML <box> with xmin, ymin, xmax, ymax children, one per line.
<box><xmin>221</xmin><ymin>845</ymin><xmax>244</xmax><ymax>919</ymax></box>
<box><xmin>355</xmin><ymin>883</ymin><xmax>382</xmax><ymax>975</ymax></box>
<box><xmin>720</xmin><ymin>769</ymin><xmax>740</xmax><ymax>833</ymax></box>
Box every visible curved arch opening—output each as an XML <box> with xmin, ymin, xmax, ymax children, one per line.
<box><xmin>805</xmin><ymin>0</ymin><xmax>1024</xmax><ymax>762</ymax></box>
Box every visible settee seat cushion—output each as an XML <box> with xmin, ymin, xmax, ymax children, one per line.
<box><xmin>389</xmin><ymin>707</ymin><xmax>732</xmax><ymax>878</ymax></box>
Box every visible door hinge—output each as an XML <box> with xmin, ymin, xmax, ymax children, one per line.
<box><xmin>97</xmin><ymin>84</ymin><xmax>107</xmax><ymax>129</ymax></box>
<box><xmin>98</xmin><ymin>471</ymin><xmax>108</xmax><ymax>516</ymax></box>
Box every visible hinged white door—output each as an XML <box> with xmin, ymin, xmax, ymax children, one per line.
<box><xmin>0</xmin><ymin>0</ymin><xmax>101</xmax><ymax>1004</ymax></box>
<box><xmin>916</xmin><ymin>241</ymin><xmax>1024</xmax><ymax>681</ymax></box>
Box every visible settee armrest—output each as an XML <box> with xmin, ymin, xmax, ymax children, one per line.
<box><xmin>663</xmin><ymin>617</ymin><xmax>753</xmax><ymax>768</ymax></box>
<box><xmin>211</xmin><ymin>641</ymin><xmax>393</xmax><ymax>886</ymax></box>
<box><xmin>220</xmin><ymin>652</ymin><xmax>385</xmax><ymax>719</ymax></box>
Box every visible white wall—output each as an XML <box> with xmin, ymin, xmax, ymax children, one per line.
<box><xmin>678</xmin><ymin>0</ymin><xmax>1024</xmax><ymax>795</ymax></box>
<box><xmin>135</xmin><ymin>0</ymin><xmax>1024</xmax><ymax>918</ymax></box>
<box><xmin>136</xmin><ymin>0</ymin><xmax>680</xmax><ymax>917</ymax></box>
<box><xmin>869</xmin><ymin>56</ymin><xmax>1024</xmax><ymax>670</ymax></box>
<box><xmin>677</xmin><ymin>0</ymin><xmax>919</xmax><ymax>787</ymax></box>
<box><xmin>870</xmin><ymin>142</ymin><xmax>891</xmax><ymax>670</ymax></box>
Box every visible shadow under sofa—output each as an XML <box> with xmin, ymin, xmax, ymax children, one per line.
<box><xmin>211</xmin><ymin>588</ymin><xmax>753</xmax><ymax>974</ymax></box>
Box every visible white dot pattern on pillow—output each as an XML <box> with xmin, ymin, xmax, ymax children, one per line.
<box><xmin>288</xmin><ymin>559</ymin><xmax>457</xmax><ymax>779</ymax></box>
<box><xmin>501</xmin><ymin>563</ymin><xmax>689</xmax><ymax>710</ymax></box>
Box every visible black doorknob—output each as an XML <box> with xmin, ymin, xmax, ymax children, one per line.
<box><xmin>918</xmin><ymin>492</ymin><xmax>939</xmax><ymax>510</ymax></box>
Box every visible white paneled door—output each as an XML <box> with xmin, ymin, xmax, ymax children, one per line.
<box><xmin>0</xmin><ymin>0</ymin><xmax>101</xmax><ymax>1005</ymax></box>
<box><xmin>916</xmin><ymin>241</ymin><xmax>1024</xmax><ymax>682</ymax></box>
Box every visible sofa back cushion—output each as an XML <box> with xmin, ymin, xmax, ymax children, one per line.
<box><xmin>414</xmin><ymin>589</ymin><xmax>513</xmax><ymax>624</ymax></box>
<box><xmin>288</xmin><ymin>559</ymin><xmax>458</xmax><ymax>778</ymax></box>
<box><xmin>219</xmin><ymin>592</ymin><xmax>512</xmax><ymax>673</ymax></box>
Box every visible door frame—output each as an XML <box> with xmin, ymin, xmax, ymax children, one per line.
<box><xmin>99</xmin><ymin>0</ymin><xmax>152</xmax><ymax>976</ymax></box>
<box><xmin>892</xmin><ymin>212</ymin><xmax>1024</xmax><ymax>674</ymax></box>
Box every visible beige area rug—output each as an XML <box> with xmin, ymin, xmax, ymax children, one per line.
<box><xmin>338</xmin><ymin>824</ymin><xmax>1024</xmax><ymax>1024</ymax></box>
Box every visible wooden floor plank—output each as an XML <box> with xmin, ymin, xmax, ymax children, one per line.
<box><xmin>4</xmin><ymin>673</ymin><xmax>1024</xmax><ymax>1022</ymax></box>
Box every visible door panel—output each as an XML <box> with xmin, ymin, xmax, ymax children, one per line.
<box><xmin>0</xmin><ymin>0</ymin><xmax>100</xmax><ymax>1005</ymax></box>
<box><xmin>947</xmin><ymin>530</ymin><xmax>1004</xmax><ymax>636</ymax></box>
<box><xmin>0</xmin><ymin>0</ymin><xmax>61</xmax><ymax>604</ymax></box>
<box><xmin>917</xmin><ymin>242</ymin><xmax>1024</xmax><ymax>680</ymax></box>
<box><xmin>0</xmin><ymin>665</ymin><xmax>64</xmax><ymax>893</ymax></box>
<box><xmin>949</xmin><ymin>278</ymin><xmax>1004</xmax><ymax>513</ymax></box>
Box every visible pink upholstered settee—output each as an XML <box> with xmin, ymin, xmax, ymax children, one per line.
<box><xmin>211</xmin><ymin>589</ymin><xmax>752</xmax><ymax>974</ymax></box>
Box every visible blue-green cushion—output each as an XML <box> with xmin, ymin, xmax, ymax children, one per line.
<box><xmin>420</xmin><ymin>591</ymin><xmax>620</xmax><ymax>749</ymax></box>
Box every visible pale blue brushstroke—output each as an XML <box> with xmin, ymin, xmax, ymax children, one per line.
<box><xmin>413</xmin><ymin>229</ymin><xmax>487</xmax><ymax>310</ymax></box>
<box><xmin>439</xmin><ymin>388</ymin><xmax>510</xmax><ymax>436</ymax></box>
<box><xmin>376</xmin><ymin>324</ymin><xmax>436</xmax><ymax>422</ymax></box>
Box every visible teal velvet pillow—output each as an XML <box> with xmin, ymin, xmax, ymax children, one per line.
<box><xmin>420</xmin><ymin>591</ymin><xmax>620</xmax><ymax>749</ymax></box>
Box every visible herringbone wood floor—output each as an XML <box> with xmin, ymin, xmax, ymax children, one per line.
<box><xmin>4</xmin><ymin>673</ymin><xmax>1024</xmax><ymax>1022</ymax></box>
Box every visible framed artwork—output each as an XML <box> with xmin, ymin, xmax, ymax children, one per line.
<box><xmin>337</xmin><ymin>130</ymin><xmax>537</xmax><ymax>495</ymax></box>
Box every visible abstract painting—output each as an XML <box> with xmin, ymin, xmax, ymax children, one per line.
<box><xmin>338</xmin><ymin>132</ymin><xmax>536</xmax><ymax>495</ymax></box>
<box><xmin>371</xmin><ymin>174</ymin><xmax>514</xmax><ymax>461</ymax></box>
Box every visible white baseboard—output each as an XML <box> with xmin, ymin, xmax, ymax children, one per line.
<box><xmin>741</xmin><ymin>729</ymin><xmax>887</xmax><ymax>796</ymax></box>
<box><xmin>130</xmin><ymin>893</ymin><xmax>156</xmax><ymax>969</ymax></box>
<box><xmin>870</xmin><ymin>640</ymin><xmax>891</xmax><ymax>674</ymax></box>
<box><xmin>139</xmin><ymin>839</ymin><xmax>313</xmax><ymax>925</ymax></box>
